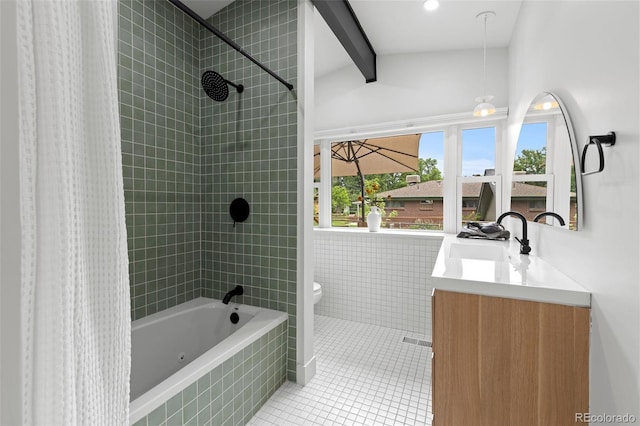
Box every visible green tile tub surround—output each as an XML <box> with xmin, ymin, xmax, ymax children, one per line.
<box><xmin>119</xmin><ymin>0</ymin><xmax>299</xmax><ymax>382</ymax></box>
<box><xmin>200</xmin><ymin>0</ymin><xmax>298</xmax><ymax>382</ymax></box>
<box><xmin>119</xmin><ymin>0</ymin><xmax>203</xmax><ymax>320</ymax></box>
<box><xmin>132</xmin><ymin>319</ymin><xmax>288</xmax><ymax>426</ymax></box>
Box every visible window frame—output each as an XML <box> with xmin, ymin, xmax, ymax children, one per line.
<box><xmin>314</xmin><ymin>110</ymin><xmax>508</xmax><ymax>234</ymax></box>
<box><xmin>528</xmin><ymin>199</ymin><xmax>547</xmax><ymax>212</ymax></box>
<box><xmin>511</xmin><ymin>115</ymin><xmax>565</xmax><ymax>219</ymax></box>
<box><xmin>455</xmin><ymin>122</ymin><xmax>504</xmax><ymax>232</ymax></box>
<box><xmin>419</xmin><ymin>199</ymin><xmax>434</xmax><ymax>212</ymax></box>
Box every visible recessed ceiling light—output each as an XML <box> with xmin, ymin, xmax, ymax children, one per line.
<box><xmin>423</xmin><ymin>0</ymin><xmax>439</xmax><ymax>12</ymax></box>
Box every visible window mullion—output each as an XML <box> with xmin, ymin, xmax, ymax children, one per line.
<box><xmin>443</xmin><ymin>125</ymin><xmax>459</xmax><ymax>233</ymax></box>
<box><xmin>319</xmin><ymin>140</ymin><xmax>332</xmax><ymax>228</ymax></box>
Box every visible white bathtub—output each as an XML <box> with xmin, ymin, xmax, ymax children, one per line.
<box><xmin>129</xmin><ymin>297</ymin><xmax>288</xmax><ymax>424</ymax></box>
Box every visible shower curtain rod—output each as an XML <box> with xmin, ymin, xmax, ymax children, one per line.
<box><xmin>168</xmin><ymin>0</ymin><xmax>294</xmax><ymax>91</ymax></box>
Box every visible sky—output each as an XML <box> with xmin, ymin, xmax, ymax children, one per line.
<box><xmin>419</xmin><ymin>132</ymin><xmax>445</xmax><ymax>176</ymax></box>
<box><xmin>419</xmin><ymin>127</ymin><xmax>496</xmax><ymax>177</ymax></box>
<box><xmin>418</xmin><ymin>123</ymin><xmax>546</xmax><ymax>177</ymax></box>
<box><xmin>461</xmin><ymin>127</ymin><xmax>496</xmax><ymax>176</ymax></box>
<box><xmin>515</xmin><ymin>122</ymin><xmax>547</xmax><ymax>155</ymax></box>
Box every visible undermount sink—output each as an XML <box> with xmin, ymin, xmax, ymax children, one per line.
<box><xmin>448</xmin><ymin>241</ymin><xmax>508</xmax><ymax>261</ymax></box>
<box><xmin>431</xmin><ymin>235</ymin><xmax>591</xmax><ymax>307</ymax></box>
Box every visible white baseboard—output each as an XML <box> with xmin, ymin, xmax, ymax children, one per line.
<box><xmin>296</xmin><ymin>355</ymin><xmax>316</xmax><ymax>385</ymax></box>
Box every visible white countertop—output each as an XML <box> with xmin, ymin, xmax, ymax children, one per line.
<box><xmin>431</xmin><ymin>235</ymin><xmax>591</xmax><ymax>307</ymax></box>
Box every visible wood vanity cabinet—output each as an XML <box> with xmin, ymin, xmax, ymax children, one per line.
<box><xmin>432</xmin><ymin>289</ymin><xmax>590</xmax><ymax>426</ymax></box>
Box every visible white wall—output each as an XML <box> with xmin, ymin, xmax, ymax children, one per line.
<box><xmin>296</xmin><ymin>0</ymin><xmax>316</xmax><ymax>385</ymax></box>
<box><xmin>315</xmin><ymin>48</ymin><xmax>508</xmax><ymax>132</ymax></box>
<box><xmin>314</xmin><ymin>1</ymin><xmax>639</xmax><ymax>417</ymax></box>
<box><xmin>314</xmin><ymin>230</ymin><xmax>442</xmax><ymax>338</ymax></box>
<box><xmin>508</xmin><ymin>1</ymin><xmax>639</xmax><ymax>416</ymax></box>
<box><xmin>0</xmin><ymin>1</ymin><xmax>22</xmax><ymax>424</ymax></box>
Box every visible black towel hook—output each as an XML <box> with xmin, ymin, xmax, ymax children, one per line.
<box><xmin>580</xmin><ymin>132</ymin><xmax>615</xmax><ymax>176</ymax></box>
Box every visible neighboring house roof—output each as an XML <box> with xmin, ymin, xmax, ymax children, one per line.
<box><xmin>378</xmin><ymin>180</ymin><xmax>548</xmax><ymax>200</ymax></box>
<box><xmin>378</xmin><ymin>181</ymin><xmax>482</xmax><ymax>199</ymax></box>
<box><xmin>510</xmin><ymin>181</ymin><xmax>548</xmax><ymax>198</ymax></box>
<box><xmin>378</xmin><ymin>180</ymin><xmax>556</xmax><ymax>200</ymax></box>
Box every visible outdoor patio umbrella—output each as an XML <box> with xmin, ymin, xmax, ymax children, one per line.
<box><xmin>314</xmin><ymin>134</ymin><xmax>420</xmax><ymax>223</ymax></box>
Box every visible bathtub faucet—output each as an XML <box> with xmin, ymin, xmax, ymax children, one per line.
<box><xmin>222</xmin><ymin>285</ymin><xmax>244</xmax><ymax>304</ymax></box>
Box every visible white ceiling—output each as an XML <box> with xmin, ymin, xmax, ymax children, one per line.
<box><xmin>180</xmin><ymin>0</ymin><xmax>523</xmax><ymax>79</ymax></box>
<box><xmin>181</xmin><ymin>0</ymin><xmax>235</xmax><ymax>19</ymax></box>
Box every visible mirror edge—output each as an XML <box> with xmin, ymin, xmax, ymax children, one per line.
<box><xmin>546</xmin><ymin>91</ymin><xmax>583</xmax><ymax>230</ymax></box>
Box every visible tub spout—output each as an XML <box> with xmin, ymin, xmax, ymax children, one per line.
<box><xmin>222</xmin><ymin>285</ymin><xmax>244</xmax><ymax>304</ymax></box>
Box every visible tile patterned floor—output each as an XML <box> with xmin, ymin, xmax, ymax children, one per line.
<box><xmin>248</xmin><ymin>315</ymin><xmax>433</xmax><ymax>426</ymax></box>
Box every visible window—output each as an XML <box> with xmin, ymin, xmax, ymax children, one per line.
<box><xmin>458</xmin><ymin>126</ymin><xmax>501</xmax><ymax>229</ymax></box>
<box><xmin>313</xmin><ymin>187</ymin><xmax>319</xmax><ymax>226</ymax></box>
<box><xmin>461</xmin><ymin>127</ymin><xmax>495</xmax><ymax>177</ymax></box>
<box><xmin>514</xmin><ymin>122</ymin><xmax>547</xmax><ymax>175</ymax></box>
<box><xmin>314</xmin><ymin>112</ymin><xmax>506</xmax><ymax>233</ymax></box>
<box><xmin>386</xmin><ymin>200</ymin><xmax>405</xmax><ymax>209</ymax></box>
<box><xmin>322</xmin><ymin>132</ymin><xmax>444</xmax><ymax>230</ymax></box>
<box><xmin>528</xmin><ymin>199</ymin><xmax>546</xmax><ymax>211</ymax></box>
<box><xmin>510</xmin><ymin>121</ymin><xmax>553</xmax><ymax>221</ymax></box>
<box><xmin>313</xmin><ymin>145</ymin><xmax>321</xmax><ymax>227</ymax></box>
<box><xmin>420</xmin><ymin>200</ymin><xmax>434</xmax><ymax>211</ymax></box>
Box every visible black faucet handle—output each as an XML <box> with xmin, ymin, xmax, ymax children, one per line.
<box><xmin>234</xmin><ymin>285</ymin><xmax>244</xmax><ymax>296</ymax></box>
<box><xmin>515</xmin><ymin>237</ymin><xmax>531</xmax><ymax>255</ymax></box>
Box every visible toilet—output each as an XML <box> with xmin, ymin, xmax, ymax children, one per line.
<box><xmin>313</xmin><ymin>282</ymin><xmax>322</xmax><ymax>305</ymax></box>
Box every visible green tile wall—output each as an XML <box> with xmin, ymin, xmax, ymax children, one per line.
<box><xmin>133</xmin><ymin>319</ymin><xmax>288</xmax><ymax>426</ymax></box>
<box><xmin>119</xmin><ymin>0</ymin><xmax>203</xmax><ymax>320</ymax></box>
<box><xmin>119</xmin><ymin>0</ymin><xmax>298</xmax><ymax>382</ymax></box>
<box><xmin>199</xmin><ymin>0</ymin><xmax>298</xmax><ymax>382</ymax></box>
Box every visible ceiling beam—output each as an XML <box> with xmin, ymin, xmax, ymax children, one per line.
<box><xmin>312</xmin><ymin>0</ymin><xmax>377</xmax><ymax>83</ymax></box>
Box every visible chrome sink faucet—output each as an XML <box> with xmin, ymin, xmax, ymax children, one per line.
<box><xmin>497</xmin><ymin>211</ymin><xmax>531</xmax><ymax>255</ymax></box>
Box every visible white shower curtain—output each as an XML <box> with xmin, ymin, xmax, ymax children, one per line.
<box><xmin>17</xmin><ymin>0</ymin><xmax>131</xmax><ymax>425</ymax></box>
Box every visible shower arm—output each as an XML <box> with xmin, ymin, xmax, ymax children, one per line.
<box><xmin>224</xmin><ymin>79</ymin><xmax>244</xmax><ymax>93</ymax></box>
<box><xmin>168</xmin><ymin>0</ymin><xmax>294</xmax><ymax>92</ymax></box>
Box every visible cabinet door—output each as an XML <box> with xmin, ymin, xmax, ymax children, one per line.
<box><xmin>432</xmin><ymin>290</ymin><xmax>589</xmax><ymax>426</ymax></box>
<box><xmin>432</xmin><ymin>291</ymin><xmax>481</xmax><ymax>426</ymax></box>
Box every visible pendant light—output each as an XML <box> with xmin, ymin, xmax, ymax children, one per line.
<box><xmin>423</xmin><ymin>0</ymin><xmax>439</xmax><ymax>11</ymax></box>
<box><xmin>473</xmin><ymin>11</ymin><xmax>496</xmax><ymax>117</ymax></box>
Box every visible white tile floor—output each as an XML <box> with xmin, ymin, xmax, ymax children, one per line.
<box><xmin>248</xmin><ymin>315</ymin><xmax>433</xmax><ymax>426</ymax></box>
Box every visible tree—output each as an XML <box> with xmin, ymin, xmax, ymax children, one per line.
<box><xmin>330</xmin><ymin>157</ymin><xmax>443</xmax><ymax>208</ymax></box>
<box><xmin>514</xmin><ymin>147</ymin><xmax>546</xmax><ymax>175</ymax></box>
<box><xmin>331</xmin><ymin>185</ymin><xmax>350</xmax><ymax>213</ymax></box>
<box><xmin>354</xmin><ymin>157</ymin><xmax>443</xmax><ymax>192</ymax></box>
<box><xmin>332</xmin><ymin>176</ymin><xmax>362</xmax><ymax>201</ymax></box>
<box><xmin>418</xmin><ymin>157</ymin><xmax>442</xmax><ymax>182</ymax></box>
